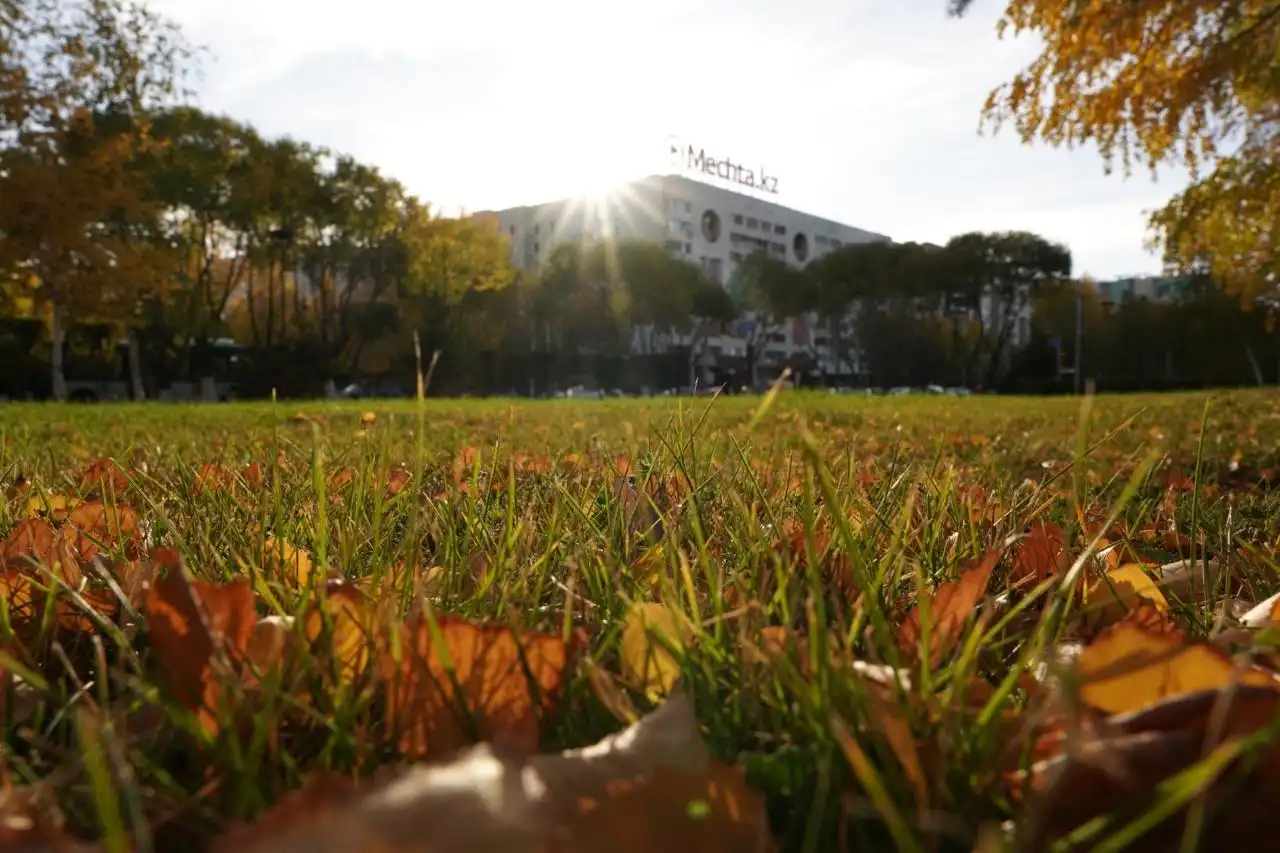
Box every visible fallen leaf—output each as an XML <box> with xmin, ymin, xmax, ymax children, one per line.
<box><xmin>1082</xmin><ymin>563</ymin><xmax>1169</xmax><ymax>631</ymax></box>
<box><xmin>303</xmin><ymin>583</ymin><xmax>375</xmax><ymax>684</ymax></box>
<box><xmin>263</xmin><ymin>537</ymin><xmax>314</xmax><ymax>589</ymax></box>
<box><xmin>382</xmin><ymin>613</ymin><xmax>585</xmax><ymax>759</ymax></box>
<box><xmin>1071</xmin><ymin>621</ymin><xmax>1279</xmax><ymax>715</ymax></box>
<box><xmin>213</xmin><ymin>692</ymin><xmax>770</xmax><ymax>853</ymax></box>
<box><xmin>1239</xmin><ymin>591</ymin><xmax>1280</xmax><ymax>629</ymax></box>
<box><xmin>78</xmin><ymin>458</ymin><xmax>130</xmax><ymax>498</ymax></box>
<box><xmin>1010</xmin><ymin>522</ymin><xmax>1067</xmax><ymax>586</ymax></box>
<box><xmin>144</xmin><ymin>564</ymin><xmax>257</xmax><ymax>735</ymax></box>
<box><xmin>619</xmin><ymin>602</ymin><xmax>691</xmax><ymax>701</ymax></box>
<box><xmin>64</xmin><ymin>500</ymin><xmax>142</xmax><ymax>562</ymax></box>
<box><xmin>898</xmin><ymin>549</ymin><xmax>1001</xmax><ymax>666</ymax></box>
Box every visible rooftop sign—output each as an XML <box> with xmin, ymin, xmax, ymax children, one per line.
<box><xmin>665</xmin><ymin>136</ymin><xmax>778</xmax><ymax>196</ymax></box>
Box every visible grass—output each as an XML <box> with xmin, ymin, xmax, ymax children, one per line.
<box><xmin>3</xmin><ymin>388</ymin><xmax>1280</xmax><ymax>851</ymax></box>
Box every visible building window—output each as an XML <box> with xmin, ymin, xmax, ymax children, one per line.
<box><xmin>665</xmin><ymin>240</ymin><xmax>683</xmax><ymax>254</ymax></box>
<box><xmin>730</xmin><ymin>251</ymin><xmax>743</xmax><ymax>262</ymax></box>
<box><xmin>509</xmin><ymin>225</ymin><xmax>515</xmax><ymax>236</ymax></box>
<box><xmin>746</xmin><ymin>217</ymin><xmax>758</xmax><ymax>229</ymax></box>
<box><xmin>761</xmin><ymin>220</ymin><xmax>771</xmax><ymax>231</ymax></box>
<box><xmin>701</xmin><ymin>256</ymin><xmax>724</xmax><ymax>283</ymax></box>
<box><xmin>831</xmin><ymin>238</ymin><xmax>843</xmax><ymax>248</ymax></box>
<box><xmin>683</xmin><ymin>200</ymin><xmax>692</xmax><ymax>213</ymax></box>
<box><xmin>774</xmin><ymin>224</ymin><xmax>786</xmax><ymax>235</ymax></box>
<box><xmin>534</xmin><ymin>223</ymin><xmax>540</xmax><ymax>236</ymax></box>
<box><xmin>816</xmin><ymin>235</ymin><xmax>830</xmax><ymax>247</ymax></box>
<box><xmin>733</xmin><ymin>214</ymin><xmax>744</xmax><ymax>225</ymax></box>
<box><xmin>534</xmin><ymin>241</ymin><xmax>540</xmax><ymax>254</ymax></box>
<box><xmin>701</xmin><ymin>209</ymin><xmax>722</xmax><ymax>243</ymax></box>
<box><xmin>684</xmin><ymin>242</ymin><xmax>692</xmax><ymax>254</ymax></box>
<box><xmin>792</xmin><ymin>232</ymin><xmax>810</xmax><ymax>262</ymax></box>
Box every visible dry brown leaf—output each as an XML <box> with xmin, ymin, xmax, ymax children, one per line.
<box><xmin>78</xmin><ymin>458</ymin><xmax>130</xmax><ymax>498</ymax></box>
<box><xmin>1010</xmin><ymin>522</ymin><xmax>1067</xmax><ymax>586</ymax></box>
<box><xmin>898</xmin><ymin>549</ymin><xmax>1001</xmax><ymax>666</ymax></box>
<box><xmin>63</xmin><ymin>500</ymin><xmax>142</xmax><ymax>562</ymax></box>
<box><xmin>144</xmin><ymin>563</ymin><xmax>257</xmax><ymax>735</ymax></box>
<box><xmin>382</xmin><ymin>613</ymin><xmax>585</xmax><ymax>759</ymax></box>
<box><xmin>1018</xmin><ymin>686</ymin><xmax>1280</xmax><ymax>850</ymax></box>
<box><xmin>385</xmin><ymin>467</ymin><xmax>412</xmax><ymax>498</ymax></box>
<box><xmin>0</xmin><ymin>518</ymin><xmax>81</xmax><ymax>587</ymax></box>
<box><xmin>212</xmin><ymin>692</ymin><xmax>771</xmax><ymax>853</ymax></box>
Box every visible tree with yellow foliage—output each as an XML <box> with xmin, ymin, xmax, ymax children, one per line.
<box><xmin>952</xmin><ymin>1</ymin><xmax>1279</xmax><ymax>301</ymax></box>
<box><xmin>0</xmin><ymin>0</ymin><xmax>192</xmax><ymax>399</ymax></box>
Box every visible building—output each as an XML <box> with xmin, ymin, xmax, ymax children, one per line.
<box><xmin>482</xmin><ymin>174</ymin><xmax>889</xmax><ymax>283</ymax></box>
<box><xmin>476</xmin><ymin>174</ymin><xmax>890</xmax><ymax>386</ymax></box>
<box><xmin>1094</xmin><ymin>274</ymin><xmax>1191</xmax><ymax>306</ymax></box>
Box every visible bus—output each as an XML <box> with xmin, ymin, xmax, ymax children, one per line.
<box><xmin>0</xmin><ymin>319</ymin><xmax>246</xmax><ymax>402</ymax></box>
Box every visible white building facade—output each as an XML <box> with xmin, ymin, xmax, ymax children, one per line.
<box><xmin>479</xmin><ymin>174</ymin><xmax>890</xmax><ymax>386</ymax></box>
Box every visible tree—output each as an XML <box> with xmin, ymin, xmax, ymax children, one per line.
<box><xmin>726</xmin><ymin>249</ymin><xmax>806</xmax><ymax>387</ymax></box>
<box><xmin>398</xmin><ymin>208</ymin><xmax>516</xmax><ymax>381</ymax></box>
<box><xmin>145</xmin><ymin>107</ymin><xmax>265</xmax><ymax>396</ymax></box>
<box><xmin>938</xmin><ymin>231</ymin><xmax>1071</xmax><ymax>388</ymax></box>
<box><xmin>0</xmin><ymin>0</ymin><xmax>192</xmax><ymax>400</ymax></box>
<box><xmin>950</xmin><ymin>0</ymin><xmax>1280</xmax><ymax>300</ymax></box>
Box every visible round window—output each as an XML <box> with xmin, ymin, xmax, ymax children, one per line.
<box><xmin>792</xmin><ymin>232</ymin><xmax>809</xmax><ymax>262</ymax></box>
<box><xmin>701</xmin><ymin>209</ymin><xmax>721</xmax><ymax>243</ymax></box>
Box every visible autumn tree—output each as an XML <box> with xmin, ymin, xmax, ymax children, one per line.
<box><xmin>951</xmin><ymin>0</ymin><xmax>1280</xmax><ymax>301</ymax></box>
<box><xmin>0</xmin><ymin>0</ymin><xmax>192</xmax><ymax>400</ymax></box>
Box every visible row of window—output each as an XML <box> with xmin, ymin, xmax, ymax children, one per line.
<box><xmin>731</xmin><ymin>213</ymin><xmax>786</xmax><ymax>236</ymax></box>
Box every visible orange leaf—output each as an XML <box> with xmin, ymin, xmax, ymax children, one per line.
<box><xmin>64</xmin><ymin>500</ymin><xmax>141</xmax><ymax>562</ymax></box>
<box><xmin>385</xmin><ymin>466</ymin><xmax>412</xmax><ymax>498</ymax></box>
<box><xmin>1073</xmin><ymin>621</ymin><xmax>1279</xmax><ymax>715</ymax></box>
<box><xmin>303</xmin><ymin>583</ymin><xmax>376</xmax><ymax>683</ymax></box>
<box><xmin>1010</xmin><ymin>522</ymin><xmax>1066</xmax><ymax>586</ymax></box>
<box><xmin>383</xmin><ymin>613</ymin><xmax>585</xmax><ymax>759</ymax></box>
<box><xmin>898</xmin><ymin>549</ymin><xmax>1001</xmax><ymax>665</ymax></box>
<box><xmin>78</xmin><ymin>458</ymin><xmax>130</xmax><ymax>498</ymax></box>
<box><xmin>144</xmin><ymin>563</ymin><xmax>257</xmax><ymax>736</ymax></box>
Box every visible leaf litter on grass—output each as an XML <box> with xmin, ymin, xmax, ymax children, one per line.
<box><xmin>3</xmin><ymin>393</ymin><xmax>1280</xmax><ymax>849</ymax></box>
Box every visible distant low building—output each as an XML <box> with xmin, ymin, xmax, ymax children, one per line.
<box><xmin>1093</xmin><ymin>274</ymin><xmax>1191</xmax><ymax>306</ymax></box>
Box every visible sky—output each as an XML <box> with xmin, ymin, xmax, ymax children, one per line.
<box><xmin>145</xmin><ymin>0</ymin><xmax>1189</xmax><ymax>279</ymax></box>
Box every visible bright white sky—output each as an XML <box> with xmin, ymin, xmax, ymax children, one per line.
<box><xmin>146</xmin><ymin>0</ymin><xmax>1188</xmax><ymax>279</ymax></box>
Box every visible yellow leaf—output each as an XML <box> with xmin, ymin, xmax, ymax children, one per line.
<box><xmin>1082</xmin><ymin>563</ymin><xmax>1168</xmax><ymax>630</ymax></box>
<box><xmin>360</xmin><ymin>411</ymin><xmax>377</xmax><ymax>425</ymax></box>
<box><xmin>264</xmin><ymin>536</ymin><xmax>315</xmax><ymax>589</ymax></box>
<box><xmin>24</xmin><ymin>491</ymin><xmax>79</xmax><ymax>520</ymax></box>
<box><xmin>619</xmin><ymin>602</ymin><xmax>690</xmax><ymax>702</ymax></box>
<box><xmin>1073</xmin><ymin>622</ymin><xmax>1278</xmax><ymax>715</ymax></box>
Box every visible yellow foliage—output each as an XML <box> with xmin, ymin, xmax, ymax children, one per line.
<box><xmin>1082</xmin><ymin>563</ymin><xmax>1169</xmax><ymax>630</ymax></box>
<box><xmin>1073</xmin><ymin>623</ymin><xmax>1278</xmax><ymax>715</ymax></box>
<box><xmin>620</xmin><ymin>602</ymin><xmax>691</xmax><ymax>702</ymax></box>
<box><xmin>973</xmin><ymin>0</ymin><xmax>1280</xmax><ymax>297</ymax></box>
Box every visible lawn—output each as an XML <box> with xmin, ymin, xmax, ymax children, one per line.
<box><xmin>3</xmin><ymin>388</ymin><xmax>1280</xmax><ymax>852</ymax></box>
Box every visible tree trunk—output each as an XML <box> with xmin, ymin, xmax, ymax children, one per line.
<box><xmin>127</xmin><ymin>331</ymin><xmax>145</xmax><ymax>400</ymax></box>
<box><xmin>51</xmin><ymin>300</ymin><xmax>67</xmax><ymax>402</ymax></box>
